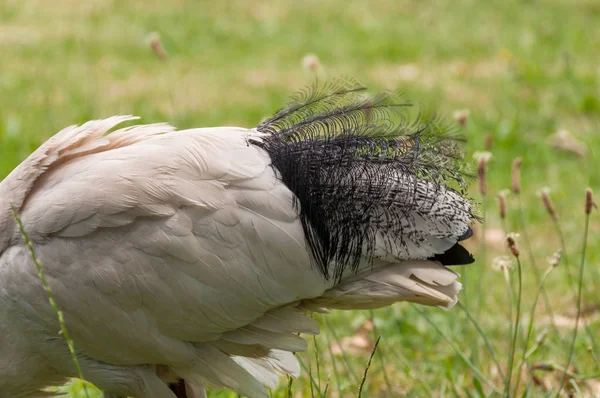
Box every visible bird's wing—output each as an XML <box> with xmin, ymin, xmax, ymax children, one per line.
<box><xmin>2</xmin><ymin>119</ymin><xmax>328</xmax><ymax>370</ymax></box>
<box><xmin>0</xmin><ymin>116</ymin><xmax>165</xmax><ymax>252</ymax></box>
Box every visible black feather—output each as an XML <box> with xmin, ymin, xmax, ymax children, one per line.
<box><xmin>430</xmin><ymin>243</ymin><xmax>475</xmax><ymax>266</ymax></box>
<box><xmin>254</xmin><ymin>78</ymin><xmax>475</xmax><ymax>281</ymax></box>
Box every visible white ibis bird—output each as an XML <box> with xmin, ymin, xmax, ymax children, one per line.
<box><xmin>0</xmin><ymin>79</ymin><xmax>475</xmax><ymax>398</ymax></box>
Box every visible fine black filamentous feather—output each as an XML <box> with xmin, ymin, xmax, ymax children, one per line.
<box><xmin>254</xmin><ymin>78</ymin><xmax>475</xmax><ymax>281</ymax></box>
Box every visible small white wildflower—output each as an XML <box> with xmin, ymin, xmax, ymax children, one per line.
<box><xmin>507</xmin><ymin>232</ymin><xmax>520</xmax><ymax>240</ymax></box>
<box><xmin>548</xmin><ymin>249</ymin><xmax>562</xmax><ymax>268</ymax></box>
<box><xmin>536</xmin><ymin>187</ymin><xmax>551</xmax><ymax>198</ymax></box>
<box><xmin>302</xmin><ymin>54</ymin><xmax>320</xmax><ymax>71</ymax></box>
<box><xmin>473</xmin><ymin>151</ymin><xmax>493</xmax><ymax>163</ymax></box>
<box><xmin>498</xmin><ymin>189</ymin><xmax>511</xmax><ymax>198</ymax></box>
<box><xmin>453</xmin><ymin>109</ymin><xmax>470</xmax><ymax>127</ymax></box>
<box><xmin>492</xmin><ymin>255</ymin><xmax>513</xmax><ymax>271</ymax></box>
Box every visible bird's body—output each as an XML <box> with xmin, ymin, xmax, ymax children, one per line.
<box><xmin>0</xmin><ymin>81</ymin><xmax>475</xmax><ymax>397</ymax></box>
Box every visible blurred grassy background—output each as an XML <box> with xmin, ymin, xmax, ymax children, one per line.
<box><xmin>1</xmin><ymin>0</ymin><xmax>599</xmax><ymax>396</ymax></box>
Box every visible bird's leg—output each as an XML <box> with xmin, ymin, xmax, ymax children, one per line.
<box><xmin>185</xmin><ymin>381</ymin><xmax>208</xmax><ymax>398</ymax></box>
<box><xmin>169</xmin><ymin>379</ymin><xmax>188</xmax><ymax>398</ymax></box>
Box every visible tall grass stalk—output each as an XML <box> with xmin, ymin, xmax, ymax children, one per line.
<box><xmin>545</xmin><ymin>194</ymin><xmax>600</xmax><ymax>369</ymax></box>
<box><xmin>474</xmin><ymin>152</ymin><xmax>491</xmax><ymax>320</ymax></box>
<box><xmin>11</xmin><ymin>205</ymin><xmax>90</xmax><ymax>398</ymax></box>
<box><xmin>505</xmin><ymin>235</ymin><xmax>522</xmax><ymax>398</ymax></box>
<box><xmin>470</xmin><ymin>195</ymin><xmax>487</xmax><ymax>368</ymax></box>
<box><xmin>322</xmin><ymin>376</ymin><xmax>330</xmax><ymax>398</ymax></box>
<box><xmin>369</xmin><ymin>311</ymin><xmax>393</xmax><ymax>396</ymax></box>
<box><xmin>501</xmin><ymin>261</ymin><xmax>514</xmax><ymax>381</ymax></box>
<box><xmin>313</xmin><ymin>336</ymin><xmax>322</xmax><ymax>393</ymax></box>
<box><xmin>308</xmin><ymin>361</ymin><xmax>316</xmax><ymax>398</ymax></box>
<box><xmin>569</xmin><ymin>379</ymin><xmax>583</xmax><ymax>396</ymax></box>
<box><xmin>414</xmin><ymin>307</ymin><xmax>502</xmax><ymax>395</ymax></box>
<box><xmin>321</xmin><ymin>326</ymin><xmax>343</xmax><ymax>394</ymax></box>
<box><xmin>286</xmin><ymin>375</ymin><xmax>294</xmax><ymax>398</ymax></box>
<box><xmin>555</xmin><ymin>189</ymin><xmax>594</xmax><ymax>397</ymax></box>
<box><xmin>357</xmin><ymin>336</ymin><xmax>380</xmax><ymax>398</ymax></box>
<box><xmin>475</xmin><ymin>203</ymin><xmax>487</xmax><ymax>318</ymax></box>
<box><xmin>516</xmin><ymin>194</ymin><xmax>559</xmax><ymax>339</ymax></box>
<box><xmin>298</xmin><ymin>356</ymin><xmax>322</xmax><ymax>397</ymax></box>
<box><xmin>513</xmin><ymin>265</ymin><xmax>556</xmax><ymax>395</ymax></box>
<box><xmin>536</xmin><ymin>361</ymin><xmax>600</xmax><ymax>379</ymax></box>
<box><xmin>457</xmin><ymin>302</ymin><xmax>506</xmax><ymax>384</ymax></box>
<box><xmin>388</xmin><ymin>347</ymin><xmax>434</xmax><ymax>397</ymax></box>
<box><xmin>325</xmin><ymin>318</ymin><xmax>359</xmax><ymax>385</ymax></box>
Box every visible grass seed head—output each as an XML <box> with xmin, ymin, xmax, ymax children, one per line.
<box><xmin>511</xmin><ymin>157</ymin><xmax>522</xmax><ymax>194</ymax></box>
<box><xmin>148</xmin><ymin>32</ymin><xmax>167</xmax><ymax>60</ymax></box>
<box><xmin>475</xmin><ymin>152</ymin><xmax>492</xmax><ymax>196</ymax></box>
<box><xmin>539</xmin><ymin>188</ymin><xmax>558</xmax><ymax>220</ymax></box>
<box><xmin>507</xmin><ymin>233</ymin><xmax>520</xmax><ymax>257</ymax></box>
<box><xmin>492</xmin><ymin>255</ymin><xmax>513</xmax><ymax>271</ymax></box>
<box><xmin>453</xmin><ymin>109</ymin><xmax>470</xmax><ymax>127</ymax></box>
<box><xmin>585</xmin><ymin>188</ymin><xmax>596</xmax><ymax>214</ymax></box>
<box><xmin>484</xmin><ymin>133</ymin><xmax>493</xmax><ymax>150</ymax></box>
<box><xmin>498</xmin><ymin>193</ymin><xmax>506</xmax><ymax>219</ymax></box>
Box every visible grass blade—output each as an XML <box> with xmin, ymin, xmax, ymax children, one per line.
<box><xmin>457</xmin><ymin>302</ymin><xmax>506</xmax><ymax>384</ymax></box>
<box><xmin>414</xmin><ymin>306</ymin><xmax>502</xmax><ymax>395</ymax></box>
<box><xmin>325</xmin><ymin>318</ymin><xmax>359</xmax><ymax>385</ymax></box>
<box><xmin>11</xmin><ymin>205</ymin><xmax>90</xmax><ymax>398</ymax></box>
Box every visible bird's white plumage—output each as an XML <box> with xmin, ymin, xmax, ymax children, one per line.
<box><xmin>0</xmin><ymin>117</ymin><xmax>469</xmax><ymax>397</ymax></box>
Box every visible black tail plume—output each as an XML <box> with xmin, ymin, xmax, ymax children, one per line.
<box><xmin>254</xmin><ymin>78</ymin><xmax>475</xmax><ymax>281</ymax></box>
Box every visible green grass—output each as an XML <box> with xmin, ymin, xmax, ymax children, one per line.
<box><xmin>1</xmin><ymin>0</ymin><xmax>599</xmax><ymax>396</ymax></box>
